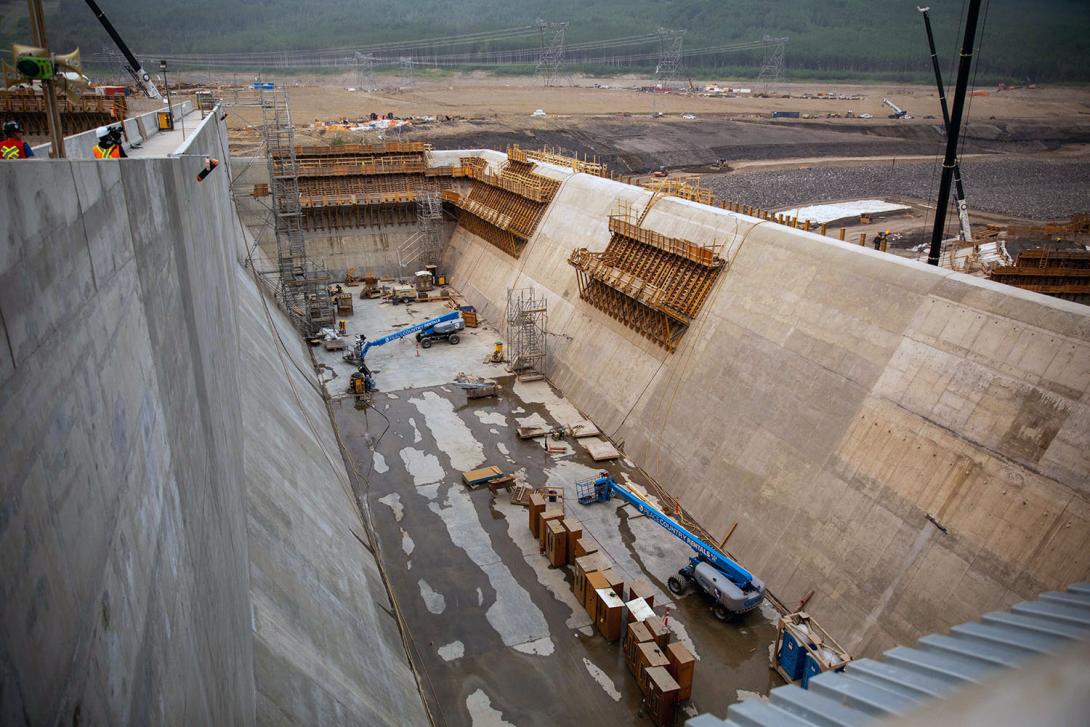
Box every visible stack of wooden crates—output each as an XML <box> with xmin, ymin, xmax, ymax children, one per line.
<box><xmin>526</xmin><ymin>488</ymin><xmax>696</xmax><ymax>726</ymax></box>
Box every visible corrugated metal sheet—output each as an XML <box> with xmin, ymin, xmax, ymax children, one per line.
<box><xmin>688</xmin><ymin>582</ymin><xmax>1090</xmax><ymax>727</ymax></box>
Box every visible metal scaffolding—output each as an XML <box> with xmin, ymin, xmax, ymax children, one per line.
<box><xmin>261</xmin><ymin>87</ymin><xmax>333</xmax><ymax>334</ymax></box>
<box><xmin>396</xmin><ymin>189</ymin><xmax>446</xmax><ymax>278</ymax></box>
<box><xmin>506</xmin><ymin>287</ymin><xmax>548</xmax><ymax>380</ymax></box>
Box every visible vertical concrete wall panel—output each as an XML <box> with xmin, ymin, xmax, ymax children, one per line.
<box><xmin>443</xmin><ymin>168</ymin><xmax>1090</xmax><ymax>655</ymax></box>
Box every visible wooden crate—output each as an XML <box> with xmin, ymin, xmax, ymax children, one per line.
<box><xmin>573</xmin><ymin>553</ymin><xmax>610</xmax><ymax>605</ymax></box>
<box><xmin>645</xmin><ymin>615</ymin><xmax>670</xmax><ymax>650</ymax></box>
<box><xmin>624</xmin><ymin>621</ymin><xmax>654</xmax><ymax>677</ymax></box>
<box><xmin>539</xmin><ymin>510</ymin><xmax>564</xmax><ymax>550</ymax></box>
<box><xmin>584</xmin><ymin>571</ymin><xmax>611</xmax><ymax>619</ymax></box>
<box><xmin>528</xmin><ymin>493</ymin><xmax>546</xmax><ymax>537</ymax></box>
<box><xmin>561</xmin><ymin>518</ymin><xmax>582</xmax><ymax>565</ymax></box>
<box><xmin>626</xmin><ymin>597</ymin><xmax>655</xmax><ymax>624</ymax></box>
<box><xmin>636</xmin><ymin>642</ymin><xmax>670</xmax><ymax>696</ymax></box>
<box><xmin>545</xmin><ymin>519</ymin><xmax>567</xmax><ymax>567</ymax></box>
<box><xmin>629</xmin><ymin>578</ymin><xmax>656</xmax><ymax>609</ymax></box>
<box><xmin>575</xmin><ymin>536</ymin><xmax>600</xmax><ymax>558</ymax></box>
<box><xmin>665</xmin><ymin>642</ymin><xmax>695</xmax><ymax>701</ymax></box>
<box><xmin>601</xmin><ymin>568</ymin><xmax>624</xmax><ymax>599</ymax></box>
<box><xmin>595</xmin><ymin>588</ymin><xmax>625</xmax><ymax>642</ymax></box>
<box><xmin>644</xmin><ymin>666</ymin><xmax>680</xmax><ymax>727</ymax></box>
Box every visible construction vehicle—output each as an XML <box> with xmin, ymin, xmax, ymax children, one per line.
<box><xmin>414</xmin><ymin>316</ymin><xmax>464</xmax><ymax>348</ymax></box>
<box><xmin>882</xmin><ymin>98</ymin><xmax>910</xmax><ymax>119</ymax></box>
<box><xmin>81</xmin><ymin>0</ymin><xmax>162</xmax><ymax>99</ymax></box>
<box><xmin>577</xmin><ymin>474</ymin><xmax>766</xmax><ymax>618</ymax></box>
<box><xmin>345</xmin><ymin>309</ymin><xmax>462</xmax><ymax>364</ymax></box>
<box><xmin>388</xmin><ymin>283</ymin><xmax>417</xmax><ymax>305</ymax></box>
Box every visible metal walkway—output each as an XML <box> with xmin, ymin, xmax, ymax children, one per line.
<box><xmin>689</xmin><ymin>582</ymin><xmax>1090</xmax><ymax>727</ymax></box>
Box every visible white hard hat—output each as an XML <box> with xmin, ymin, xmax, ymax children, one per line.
<box><xmin>96</xmin><ymin>126</ymin><xmax>110</xmax><ymax>139</ymax></box>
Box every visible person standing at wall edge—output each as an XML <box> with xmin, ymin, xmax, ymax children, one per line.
<box><xmin>92</xmin><ymin>124</ymin><xmax>127</xmax><ymax>159</ymax></box>
<box><xmin>1</xmin><ymin>121</ymin><xmax>34</xmax><ymax>160</ymax></box>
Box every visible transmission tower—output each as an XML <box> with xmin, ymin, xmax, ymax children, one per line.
<box><xmin>535</xmin><ymin>19</ymin><xmax>568</xmax><ymax>87</ymax></box>
<box><xmin>655</xmin><ymin>28</ymin><xmax>685</xmax><ymax>91</ymax></box>
<box><xmin>757</xmin><ymin>36</ymin><xmax>787</xmax><ymax>95</ymax></box>
<box><xmin>400</xmin><ymin>56</ymin><xmax>415</xmax><ymax>88</ymax></box>
<box><xmin>354</xmin><ymin>52</ymin><xmax>376</xmax><ymax>91</ymax></box>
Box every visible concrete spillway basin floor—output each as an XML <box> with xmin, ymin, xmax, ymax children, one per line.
<box><xmin>324</xmin><ymin>292</ymin><xmax>780</xmax><ymax>725</ymax></box>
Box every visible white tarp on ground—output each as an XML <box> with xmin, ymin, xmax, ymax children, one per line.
<box><xmin>780</xmin><ymin>199</ymin><xmax>911</xmax><ymax>225</ymax></box>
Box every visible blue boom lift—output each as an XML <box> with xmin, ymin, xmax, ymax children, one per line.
<box><xmin>346</xmin><ymin>310</ymin><xmax>463</xmax><ymax>391</ymax></box>
<box><xmin>577</xmin><ymin>474</ymin><xmax>766</xmax><ymax>619</ymax></box>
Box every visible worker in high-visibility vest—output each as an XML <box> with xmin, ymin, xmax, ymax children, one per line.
<box><xmin>1</xmin><ymin>120</ymin><xmax>34</xmax><ymax>160</ymax></box>
<box><xmin>92</xmin><ymin>124</ymin><xmax>127</xmax><ymax>159</ymax></box>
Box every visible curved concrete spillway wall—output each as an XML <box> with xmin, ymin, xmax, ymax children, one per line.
<box><xmin>443</xmin><ymin>167</ymin><xmax>1090</xmax><ymax>655</ymax></box>
<box><xmin>0</xmin><ymin>110</ymin><xmax>427</xmax><ymax>724</ymax></box>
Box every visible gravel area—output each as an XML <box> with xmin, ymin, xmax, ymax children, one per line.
<box><xmin>703</xmin><ymin>157</ymin><xmax>1090</xmax><ymax>220</ymax></box>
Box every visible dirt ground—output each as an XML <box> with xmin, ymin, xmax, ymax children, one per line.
<box><xmin>214</xmin><ymin>73</ymin><xmax>1090</xmax><ymax>224</ymax></box>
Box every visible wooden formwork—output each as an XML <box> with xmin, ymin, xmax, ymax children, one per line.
<box><xmin>300</xmin><ymin>202</ymin><xmax>418</xmax><ymax>231</ymax></box>
<box><xmin>568</xmin><ymin>221</ymin><xmax>723</xmax><ymax>351</ymax></box>
<box><xmin>457</xmin><ymin>208</ymin><xmax>525</xmax><ymax>258</ymax></box>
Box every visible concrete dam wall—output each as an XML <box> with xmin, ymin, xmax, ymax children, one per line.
<box><xmin>0</xmin><ymin>112</ymin><xmax>427</xmax><ymax>724</ymax></box>
<box><xmin>442</xmin><ymin>168</ymin><xmax>1090</xmax><ymax>655</ymax></box>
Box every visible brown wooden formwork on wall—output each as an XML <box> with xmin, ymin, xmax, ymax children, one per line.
<box><xmin>568</xmin><ymin>222</ymin><xmax>724</xmax><ymax>351</ymax></box>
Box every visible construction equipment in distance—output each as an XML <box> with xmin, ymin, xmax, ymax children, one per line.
<box><xmin>577</xmin><ymin>474</ymin><xmax>766</xmax><ymax>618</ymax></box>
<box><xmin>882</xmin><ymin>98</ymin><xmax>909</xmax><ymax>119</ymax></box>
<box><xmin>345</xmin><ymin>310</ymin><xmax>462</xmax><ymax>391</ymax></box>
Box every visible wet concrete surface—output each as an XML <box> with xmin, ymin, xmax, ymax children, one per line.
<box><xmin>330</xmin><ymin>296</ymin><xmax>779</xmax><ymax>726</ymax></box>
<box><xmin>334</xmin><ymin>372</ymin><xmax>781</xmax><ymax>725</ymax></box>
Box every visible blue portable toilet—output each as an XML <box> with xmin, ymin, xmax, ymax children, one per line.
<box><xmin>777</xmin><ymin>628</ymin><xmax>810</xmax><ymax>682</ymax></box>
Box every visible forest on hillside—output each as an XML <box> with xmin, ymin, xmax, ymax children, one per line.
<box><xmin>5</xmin><ymin>0</ymin><xmax>1090</xmax><ymax>82</ymax></box>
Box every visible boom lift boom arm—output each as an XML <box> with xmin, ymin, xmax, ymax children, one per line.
<box><xmin>578</xmin><ymin>474</ymin><xmax>765</xmax><ymax>618</ymax></box>
<box><xmin>349</xmin><ymin>310</ymin><xmax>461</xmax><ymax>364</ymax></box>
<box><xmin>82</xmin><ymin>0</ymin><xmax>162</xmax><ymax>99</ymax></box>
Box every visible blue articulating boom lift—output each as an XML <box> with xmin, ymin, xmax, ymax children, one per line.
<box><xmin>578</xmin><ymin>473</ymin><xmax>766</xmax><ymax>619</ymax></box>
<box><xmin>346</xmin><ymin>310</ymin><xmax>462</xmax><ymax>392</ymax></box>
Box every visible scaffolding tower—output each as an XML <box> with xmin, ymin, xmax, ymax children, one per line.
<box><xmin>655</xmin><ymin>28</ymin><xmax>685</xmax><ymax>91</ymax></box>
<box><xmin>535</xmin><ymin>20</ymin><xmax>568</xmax><ymax>87</ymax></box>
<box><xmin>416</xmin><ymin>189</ymin><xmax>445</xmax><ymax>265</ymax></box>
<box><xmin>261</xmin><ymin>87</ymin><xmax>334</xmax><ymax>334</ymax></box>
<box><xmin>506</xmin><ymin>287</ymin><xmax>548</xmax><ymax>380</ymax></box>
<box><xmin>757</xmin><ymin>36</ymin><xmax>787</xmax><ymax>95</ymax></box>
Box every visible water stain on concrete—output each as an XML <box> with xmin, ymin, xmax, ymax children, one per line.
<box><xmin>418</xmin><ymin>578</ymin><xmax>446</xmax><ymax>615</ymax></box>
<box><xmin>377</xmin><ymin>492</ymin><xmax>403</xmax><ymax>522</ymax></box>
<box><xmin>438</xmin><ymin>641</ymin><xmax>465</xmax><ymax>662</ymax></box>
<box><xmin>465</xmin><ymin>689</ymin><xmax>516</xmax><ymax>727</ymax></box>
<box><xmin>583</xmin><ymin>657</ymin><xmax>621</xmax><ymax>701</ymax></box>
<box><xmin>400</xmin><ymin>446</ymin><xmax>445</xmax><ymax>486</ymax></box>
<box><xmin>412</xmin><ymin>390</ymin><xmax>486</xmax><ymax>472</ymax></box>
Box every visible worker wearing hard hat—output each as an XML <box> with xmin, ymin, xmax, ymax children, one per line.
<box><xmin>92</xmin><ymin>124</ymin><xmax>127</xmax><ymax>159</ymax></box>
<box><xmin>1</xmin><ymin>121</ymin><xmax>34</xmax><ymax>160</ymax></box>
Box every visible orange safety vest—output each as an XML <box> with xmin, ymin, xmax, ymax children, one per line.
<box><xmin>1</xmin><ymin>139</ymin><xmax>28</xmax><ymax>159</ymax></box>
<box><xmin>93</xmin><ymin>143</ymin><xmax>122</xmax><ymax>159</ymax></box>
